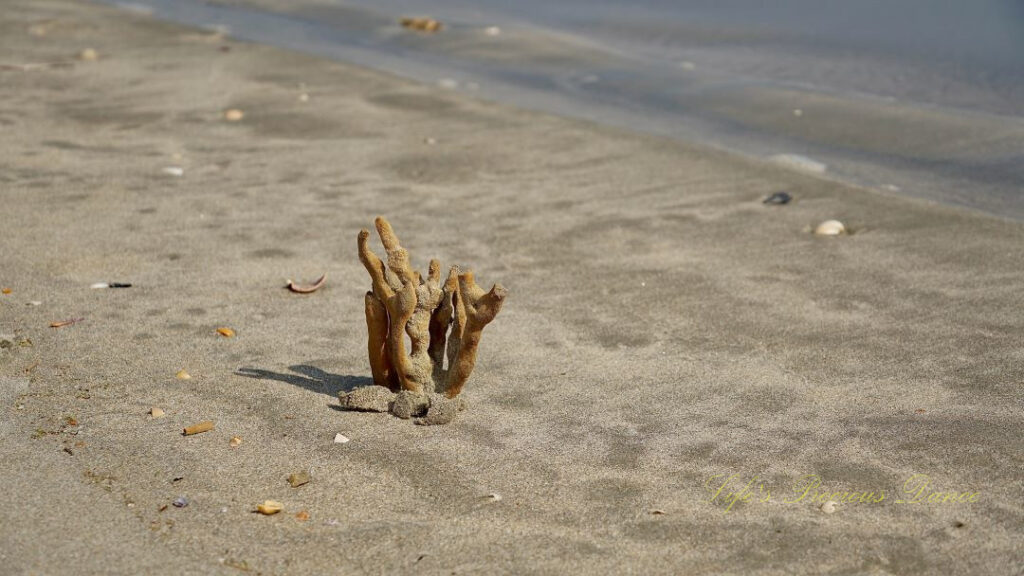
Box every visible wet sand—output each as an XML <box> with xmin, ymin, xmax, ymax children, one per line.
<box><xmin>1</xmin><ymin>0</ymin><xmax>1022</xmax><ymax>574</ymax></box>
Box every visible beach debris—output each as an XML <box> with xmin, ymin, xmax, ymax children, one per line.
<box><xmin>173</xmin><ymin>496</ymin><xmax>189</xmax><ymax>508</ymax></box>
<box><xmin>216</xmin><ymin>327</ymin><xmax>235</xmax><ymax>338</ymax></box>
<box><xmin>162</xmin><ymin>166</ymin><xmax>184</xmax><ymax>177</ymax></box>
<box><xmin>484</xmin><ymin>26</ymin><xmax>501</xmax><ymax>36</ymax></box>
<box><xmin>298</xmin><ymin>93</ymin><xmax>309</xmax><ymax>102</ymax></box>
<box><xmin>763</xmin><ymin>192</ymin><xmax>792</xmax><ymax>205</ymax></box>
<box><xmin>0</xmin><ymin>335</ymin><xmax>14</xmax><ymax>349</ymax></box>
<box><xmin>183</xmin><ymin>421</ymin><xmax>215</xmax><ymax>436</ymax></box>
<box><xmin>256</xmin><ymin>500</ymin><xmax>283</xmax><ymax>515</ymax></box>
<box><xmin>150</xmin><ymin>407</ymin><xmax>166</xmax><ymax>419</ymax></box>
<box><xmin>793</xmin><ymin>109</ymin><xmax>803</xmax><ymax>117</ymax></box>
<box><xmin>287</xmin><ymin>471</ymin><xmax>311</xmax><ymax>488</ymax></box>
<box><xmin>679</xmin><ymin>61</ymin><xmax>696</xmax><ymax>71</ymax></box>
<box><xmin>90</xmin><ymin>282</ymin><xmax>132</xmax><ymax>289</ymax></box>
<box><xmin>79</xmin><ymin>48</ymin><xmax>98</xmax><ymax>61</ymax></box>
<box><xmin>1</xmin><ymin>288</ymin><xmax>10</xmax><ymax>294</ymax></box>
<box><xmin>175</xmin><ymin>369</ymin><xmax>192</xmax><ymax>380</ymax></box>
<box><xmin>769</xmin><ymin>154</ymin><xmax>827</xmax><ymax>174</ymax></box>
<box><xmin>229</xmin><ymin>436</ymin><xmax>242</xmax><ymax>447</ymax></box>
<box><xmin>400</xmin><ymin>17</ymin><xmax>443</xmax><ymax>32</ymax></box>
<box><xmin>50</xmin><ymin>318</ymin><xmax>84</xmax><ymax>328</ymax></box>
<box><xmin>333</xmin><ymin>433</ymin><xmax>350</xmax><ymax>444</ymax></box>
<box><xmin>424</xmin><ymin>137</ymin><xmax>437</xmax><ymax>145</ymax></box>
<box><xmin>355</xmin><ymin>217</ymin><xmax>506</xmax><ymax>400</ymax></box>
<box><xmin>650</xmin><ymin>509</ymin><xmax>667</xmax><ymax>515</ymax></box>
<box><xmin>820</xmin><ymin>501</ymin><xmax>838</xmax><ymax>514</ymax></box>
<box><xmin>224</xmin><ymin>109</ymin><xmax>245</xmax><ymax>122</ymax></box>
<box><xmin>483</xmin><ymin>493</ymin><xmax>502</xmax><ymax>502</ymax></box>
<box><xmin>295</xmin><ymin>510</ymin><xmax>310</xmax><ymax>522</ymax></box>
<box><xmin>338</xmin><ymin>386</ymin><xmax>394</xmax><ymax>413</ymax></box>
<box><xmin>438</xmin><ymin>78</ymin><xmax>458</xmax><ymax>90</ymax></box>
<box><xmin>814</xmin><ymin>220</ymin><xmax>846</xmax><ymax>236</ymax></box>
<box><xmin>27</xmin><ymin>301</ymin><xmax>41</xmax><ymax>306</ymax></box>
<box><xmin>286</xmin><ymin>274</ymin><xmax>326</xmax><ymax>294</ymax></box>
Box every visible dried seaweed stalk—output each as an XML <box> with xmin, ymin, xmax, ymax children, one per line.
<box><xmin>357</xmin><ymin>217</ymin><xmax>505</xmax><ymax>397</ymax></box>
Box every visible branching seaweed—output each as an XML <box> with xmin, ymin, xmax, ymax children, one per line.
<box><xmin>343</xmin><ymin>217</ymin><xmax>506</xmax><ymax>423</ymax></box>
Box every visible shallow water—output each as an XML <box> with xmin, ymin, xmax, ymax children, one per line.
<box><xmin>104</xmin><ymin>0</ymin><xmax>1024</xmax><ymax>219</ymax></box>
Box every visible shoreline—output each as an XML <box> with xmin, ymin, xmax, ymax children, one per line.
<box><xmin>97</xmin><ymin>0</ymin><xmax>1024</xmax><ymax>221</ymax></box>
<box><xmin>1</xmin><ymin>0</ymin><xmax>1022</xmax><ymax>574</ymax></box>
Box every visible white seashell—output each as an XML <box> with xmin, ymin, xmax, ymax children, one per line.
<box><xmin>484</xmin><ymin>26</ymin><xmax>501</xmax><ymax>36</ymax></box>
<box><xmin>333</xmin><ymin>433</ymin><xmax>350</xmax><ymax>444</ymax></box>
<box><xmin>162</xmin><ymin>166</ymin><xmax>184</xmax><ymax>177</ymax></box>
<box><xmin>90</xmin><ymin>282</ymin><xmax>109</xmax><ymax>289</ymax></box>
<box><xmin>820</xmin><ymin>500</ymin><xmax>837</xmax><ymax>514</ymax></box>
<box><xmin>814</xmin><ymin>220</ymin><xmax>846</xmax><ymax>236</ymax></box>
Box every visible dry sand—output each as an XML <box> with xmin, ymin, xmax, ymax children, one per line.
<box><xmin>1</xmin><ymin>0</ymin><xmax>1022</xmax><ymax>574</ymax></box>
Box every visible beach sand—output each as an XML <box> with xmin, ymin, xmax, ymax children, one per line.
<box><xmin>1</xmin><ymin>0</ymin><xmax>1021</xmax><ymax>573</ymax></box>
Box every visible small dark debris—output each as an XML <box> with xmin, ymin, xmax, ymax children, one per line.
<box><xmin>63</xmin><ymin>447</ymin><xmax>74</xmax><ymax>455</ymax></box>
<box><xmin>108</xmin><ymin>282</ymin><xmax>132</xmax><ymax>288</ymax></box>
<box><xmin>763</xmin><ymin>192</ymin><xmax>792</xmax><ymax>205</ymax></box>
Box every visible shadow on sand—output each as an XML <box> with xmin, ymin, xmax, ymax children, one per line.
<box><xmin>235</xmin><ymin>364</ymin><xmax>372</xmax><ymax>397</ymax></box>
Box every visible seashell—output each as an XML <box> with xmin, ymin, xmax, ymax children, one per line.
<box><xmin>162</xmin><ymin>166</ymin><xmax>184</xmax><ymax>177</ymax></box>
<box><xmin>256</xmin><ymin>500</ymin><xmax>283</xmax><ymax>515</ymax></box>
<box><xmin>175</xmin><ymin>369</ymin><xmax>191</xmax><ymax>380</ymax></box>
<box><xmin>229</xmin><ymin>436</ymin><xmax>242</xmax><ymax>447</ymax></box>
<box><xmin>333</xmin><ymin>433</ymin><xmax>349</xmax><ymax>444</ymax></box>
<box><xmin>216</xmin><ymin>327</ymin><xmax>235</xmax><ymax>338</ymax></box>
<box><xmin>150</xmin><ymin>407</ymin><xmax>165</xmax><ymax>418</ymax></box>
<box><xmin>814</xmin><ymin>220</ymin><xmax>846</xmax><ymax>236</ymax></box>
<box><xmin>223</xmin><ymin>109</ymin><xmax>244</xmax><ymax>122</ymax></box>
<box><xmin>484</xmin><ymin>26</ymin><xmax>501</xmax><ymax>36</ymax></box>
<box><xmin>820</xmin><ymin>500</ymin><xmax>837</xmax><ymax>514</ymax></box>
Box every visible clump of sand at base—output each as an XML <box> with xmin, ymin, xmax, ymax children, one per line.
<box><xmin>337</xmin><ymin>217</ymin><xmax>505</xmax><ymax>424</ymax></box>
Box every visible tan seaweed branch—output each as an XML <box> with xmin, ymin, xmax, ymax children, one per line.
<box><xmin>356</xmin><ymin>217</ymin><xmax>506</xmax><ymax>400</ymax></box>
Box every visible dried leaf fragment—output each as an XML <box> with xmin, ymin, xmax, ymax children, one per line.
<box><xmin>50</xmin><ymin>318</ymin><xmax>84</xmax><ymax>328</ymax></box>
<box><xmin>286</xmin><ymin>273</ymin><xmax>326</xmax><ymax>294</ymax></box>
<box><xmin>216</xmin><ymin>327</ymin><xmax>235</xmax><ymax>338</ymax></box>
<box><xmin>256</xmin><ymin>500</ymin><xmax>282</xmax><ymax>515</ymax></box>
<box><xmin>287</xmin><ymin>471</ymin><xmax>311</xmax><ymax>488</ymax></box>
<box><xmin>183</xmin><ymin>421</ymin><xmax>214</xmax><ymax>436</ymax></box>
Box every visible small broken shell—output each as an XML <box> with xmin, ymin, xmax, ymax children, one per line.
<box><xmin>150</xmin><ymin>407</ymin><xmax>166</xmax><ymax>418</ymax></box>
<box><xmin>175</xmin><ymin>369</ymin><xmax>191</xmax><ymax>380</ymax></box>
<box><xmin>814</xmin><ymin>220</ymin><xmax>846</xmax><ymax>236</ymax></box>
<box><xmin>820</xmin><ymin>500</ymin><xmax>838</xmax><ymax>514</ymax></box>
<box><xmin>256</xmin><ymin>500</ymin><xmax>283</xmax><ymax>515</ymax></box>
<box><xmin>333</xmin><ymin>433</ymin><xmax>350</xmax><ymax>444</ymax></box>
<box><xmin>286</xmin><ymin>274</ymin><xmax>326</xmax><ymax>294</ymax></box>
<box><xmin>216</xmin><ymin>327</ymin><xmax>235</xmax><ymax>338</ymax></box>
<box><xmin>229</xmin><ymin>436</ymin><xmax>242</xmax><ymax>447</ymax></box>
